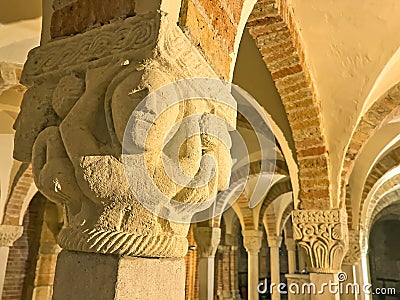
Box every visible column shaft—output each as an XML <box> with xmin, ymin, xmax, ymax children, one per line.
<box><xmin>340</xmin><ymin>264</ymin><xmax>358</xmax><ymax>300</ymax></box>
<box><xmin>194</xmin><ymin>227</ymin><xmax>221</xmax><ymax>300</ymax></box>
<box><xmin>285</xmin><ymin>238</ymin><xmax>297</xmax><ymax>274</ymax></box>
<box><xmin>248</xmin><ymin>251</ymin><xmax>260</xmax><ymax>300</ymax></box>
<box><xmin>242</xmin><ymin>230</ymin><xmax>263</xmax><ymax>300</ymax></box>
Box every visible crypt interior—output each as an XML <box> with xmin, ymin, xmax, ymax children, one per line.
<box><xmin>1</xmin><ymin>0</ymin><xmax>400</xmax><ymax>299</ymax></box>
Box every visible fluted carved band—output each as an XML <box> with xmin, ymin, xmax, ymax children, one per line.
<box><xmin>58</xmin><ymin>227</ymin><xmax>188</xmax><ymax>257</ymax></box>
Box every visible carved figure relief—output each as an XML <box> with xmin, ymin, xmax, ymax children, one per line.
<box><xmin>14</xmin><ymin>13</ymin><xmax>236</xmax><ymax>257</ymax></box>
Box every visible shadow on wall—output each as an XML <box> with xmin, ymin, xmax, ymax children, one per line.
<box><xmin>369</xmin><ymin>219</ymin><xmax>400</xmax><ymax>300</ymax></box>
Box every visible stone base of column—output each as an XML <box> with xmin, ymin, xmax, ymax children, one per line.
<box><xmin>310</xmin><ymin>273</ymin><xmax>340</xmax><ymax>300</ymax></box>
<box><xmin>285</xmin><ymin>273</ymin><xmax>311</xmax><ymax>300</ymax></box>
<box><xmin>53</xmin><ymin>250</ymin><xmax>185</xmax><ymax>300</ymax></box>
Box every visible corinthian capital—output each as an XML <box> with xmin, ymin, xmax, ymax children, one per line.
<box><xmin>292</xmin><ymin>209</ymin><xmax>349</xmax><ymax>273</ymax></box>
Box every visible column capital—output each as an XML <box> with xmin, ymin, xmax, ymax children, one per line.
<box><xmin>0</xmin><ymin>225</ymin><xmax>23</xmax><ymax>247</ymax></box>
<box><xmin>285</xmin><ymin>237</ymin><xmax>296</xmax><ymax>251</ymax></box>
<box><xmin>267</xmin><ymin>235</ymin><xmax>282</xmax><ymax>248</ymax></box>
<box><xmin>292</xmin><ymin>208</ymin><xmax>349</xmax><ymax>273</ymax></box>
<box><xmin>224</xmin><ymin>233</ymin><xmax>237</xmax><ymax>247</ymax></box>
<box><xmin>194</xmin><ymin>227</ymin><xmax>221</xmax><ymax>258</ymax></box>
<box><xmin>15</xmin><ymin>12</ymin><xmax>235</xmax><ymax>258</ymax></box>
<box><xmin>217</xmin><ymin>244</ymin><xmax>231</xmax><ymax>254</ymax></box>
<box><xmin>343</xmin><ymin>229</ymin><xmax>361</xmax><ymax>265</ymax></box>
<box><xmin>0</xmin><ymin>62</ymin><xmax>24</xmax><ymax>96</ymax></box>
<box><xmin>242</xmin><ymin>230</ymin><xmax>263</xmax><ymax>254</ymax></box>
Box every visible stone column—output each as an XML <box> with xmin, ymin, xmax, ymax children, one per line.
<box><xmin>242</xmin><ymin>230</ymin><xmax>263</xmax><ymax>300</ymax></box>
<box><xmin>0</xmin><ymin>225</ymin><xmax>23</xmax><ymax>298</ymax></box>
<box><xmin>268</xmin><ymin>236</ymin><xmax>282</xmax><ymax>300</ymax></box>
<box><xmin>341</xmin><ymin>229</ymin><xmax>361</xmax><ymax>300</ymax></box>
<box><xmin>14</xmin><ymin>5</ymin><xmax>236</xmax><ymax>300</ymax></box>
<box><xmin>225</xmin><ymin>233</ymin><xmax>241</xmax><ymax>300</ymax></box>
<box><xmin>292</xmin><ymin>209</ymin><xmax>349</xmax><ymax>300</ymax></box>
<box><xmin>358</xmin><ymin>251</ymin><xmax>372</xmax><ymax>300</ymax></box>
<box><xmin>341</xmin><ymin>264</ymin><xmax>358</xmax><ymax>300</ymax></box>
<box><xmin>285</xmin><ymin>238</ymin><xmax>297</xmax><ymax>274</ymax></box>
<box><xmin>221</xmin><ymin>245</ymin><xmax>233</xmax><ymax>299</ymax></box>
<box><xmin>194</xmin><ymin>227</ymin><xmax>221</xmax><ymax>300</ymax></box>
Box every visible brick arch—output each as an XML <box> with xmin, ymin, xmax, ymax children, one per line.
<box><xmin>341</xmin><ymin>82</ymin><xmax>400</xmax><ymax>225</ymax></box>
<box><xmin>284</xmin><ymin>216</ymin><xmax>293</xmax><ymax>239</ymax></box>
<box><xmin>231</xmin><ymin>172</ymin><xmax>291</xmax><ymax>231</ymax></box>
<box><xmin>263</xmin><ymin>204</ymin><xmax>278</xmax><ymax>237</ymax></box>
<box><xmin>259</xmin><ymin>176</ymin><xmax>292</xmax><ymax>225</ymax></box>
<box><xmin>368</xmin><ymin>189</ymin><xmax>400</xmax><ymax>232</ymax></box>
<box><xmin>278</xmin><ymin>199</ymin><xmax>294</xmax><ymax>234</ymax></box>
<box><xmin>3</xmin><ymin>164</ymin><xmax>38</xmax><ymax>225</ymax></box>
<box><xmin>363</xmin><ymin>174</ymin><xmax>400</xmax><ymax>230</ymax></box>
<box><xmin>358</xmin><ymin>145</ymin><xmax>400</xmax><ymax>230</ymax></box>
<box><xmin>204</xmin><ymin>156</ymin><xmax>288</xmax><ymax>228</ymax></box>
<box><xmin>246</xmin><ymin>0</ymin><xmax>329</xmax><ymax>209</ymax></box>
<box><xmin>371</xmin><ymin>201</ymin><xmax>400</xmax><ymax>228</ymax></box>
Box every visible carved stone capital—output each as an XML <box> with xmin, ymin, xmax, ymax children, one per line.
<box><xmin>0</xmin><ymin>225</ymin><xmax>23</xmax><ymax>247</ymax></box>
<box><xmin>292</xmin><ymin>209</ymin><xmax>349</xmax><ymax>273</ymax></box>
<box><xmin>285</xmin><ymin>238</ymin><xmax>296</xmax><ymax>251</ymax></box>
<box><xmin>267</xmin><ymin>236</ymin><xmax>282</xmax><ymax>248</ymax></box>
<box><xmin>343</xmin><ymin>229</ymin><xmax>361</xmax><ymax>265</ymax></box>
<box><xmin>217</xmin><ymin>244</ymin><xmax>231</xmax><ymax>255</ymax></box>
<box><xmin>225</xmin><ymin>233</ymin><xmax>238</xmax><ymax>247</ymax></box>
<box><xmin>359</xmin><ymin>228</ymin><xmax>369</xmax><ymax>254</ymax></box>
<box><xmin>15</xmin><ymin>13</ymin><xmax>236</xmax><ymax>258</ymax></box>
<box><xmin>242</xmin><ymin>230</ymin><xmax>263</xmax><ymax>254</ymax></box>
<box><xmin>0</xmin><ymin>62</ymin><xmax>24</xmax><ymax>95</ymax></box>
<box><xmin>194</xmin><ymin>227</ymin><xmax>221</xmax><ymax>258</ymax></box>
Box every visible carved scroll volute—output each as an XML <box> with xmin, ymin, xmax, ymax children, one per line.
<box><xmin>14</xmin><ymin>12</ymin><xmax>236</xmax><ymax>258</ymax></box>
<box><xmin>292</xmin><ymin>209</ymin><xmax>349</xmax><ymax>273</ymax></box>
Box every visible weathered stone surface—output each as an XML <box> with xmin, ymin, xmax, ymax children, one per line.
<box><xmin>15</xmin><ymin>13</ymin><xmax>236</xmax><ymax>258</ymax></box>
<box><xmin>50</xmin><ymin>0</ymin><xmax>136</xmax><ymax>38</ymax></box>
<box><xmin>52</xmin><ymin>250</ymin><xmax>185</xmax><ymax>300</ymax></box>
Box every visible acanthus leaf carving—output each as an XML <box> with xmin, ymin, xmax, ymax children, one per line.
<box><xmin>292</xmin><ymin>209</ymin><xmax>349</xmax><ymax>273</ymax></box>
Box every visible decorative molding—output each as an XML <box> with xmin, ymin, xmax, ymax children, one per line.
<box><xmin>292</xmin><ymin>209</ymin><xmax>349</xmax><ymax>273</ymax></box>
<box><xmin>58</xmin><ymin>227</ymin><xmax>188</xmax><ymax>257</ymax></box>
<box><xmin>0</xmin><ymin>225</ymin><xmax>23</xmax><ymax>247</ymax></box>
<box><xmin>21</xmin><ymin>13</ymin><xmax>160</xmax><ymax>84</ymax></box>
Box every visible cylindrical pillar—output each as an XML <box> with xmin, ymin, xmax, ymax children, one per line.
<box><xmin>242</xmin><ymin>230</ymin><xmax>263</xmax><ymax>300</ymax></box>
<box><xmin>340</xmin><ymin>263</ymin><xmax>358</xmax><ymax>300</ymax></box>
<box><xmin>194</xmin><ymin>227</ymin><xmax>221</xmax><ymax>300</ymax></box>
<box><xmin>268</xmin><ymin>236</ymin><xmax>282</xmax><ymax>300</ymax></box>
<box><xmin>285</xmin><ymin>238</ymin><xmax>297</xmax><ymax>274</ymax></box>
